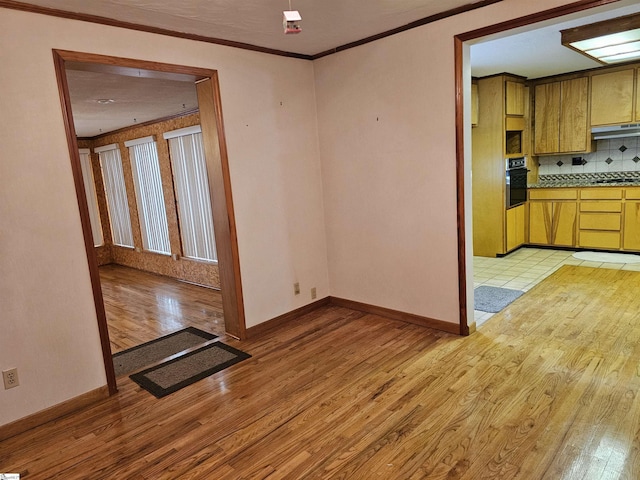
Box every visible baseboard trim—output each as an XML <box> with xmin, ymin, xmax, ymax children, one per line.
<box><xmin>329</xmin><ymin>297</ymin><xmax>460</xmax><ymax>334</ymax></box>
<box><xmin>0</xmin><ymin>385</ymin><xmax>110</xmax><ymax>441</ymax></box>
<box><xmin>245</xmin><ymin>297</ymin><xmax>331</xmax><ymax>338</ymax></box>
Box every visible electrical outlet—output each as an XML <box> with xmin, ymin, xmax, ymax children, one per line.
<box><xmin>3</xmin><ymin>368</ymin><xmax>19</xmax><ymax>389</ymax></box>
<box><xmin>294</xmin><ymin>282</ymin><xmax>300</xmax><ymax>295</ymax></box>
<box><xmin>311</xmin><ymin>287</ymin><xmax>317</xmax><ymax>299</ymax></box>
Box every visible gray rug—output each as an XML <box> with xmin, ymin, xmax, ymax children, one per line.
<box><xmin>129</xmin><ymin>342</ymin><xmax>251</xmax><ymax>398</ymax></box>
<box><xmin>112</xmin><ymin>327</ymin><xmax>217</xmax><ymax>377</ymax></box>
<box><xmin>474</xmin><ymin>286</ymin><xmax>524</xmax><ymax>313</ymax></box>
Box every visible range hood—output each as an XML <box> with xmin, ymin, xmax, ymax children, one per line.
<box><xmin>592</xmin><ymin>124</ymin><xmax>640</xmax><ymax>140</ymax></box>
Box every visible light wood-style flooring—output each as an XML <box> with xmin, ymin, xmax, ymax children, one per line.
<box><xmin>3</xmin><ymin>265</ymin><xmax>640</xmax><ymax>478</ymax></box>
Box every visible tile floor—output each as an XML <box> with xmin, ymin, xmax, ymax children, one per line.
<box><xmin>473</xmin><ymin>247</ymin><xmax>640</xmax><ymax>327</ymax></box>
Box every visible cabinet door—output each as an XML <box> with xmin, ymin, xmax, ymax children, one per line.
<box><xmin>506</xmin><ymin>81</ymin><xmax>525</xmax><ymax>116</ymax></box>
<box><xmin>534</xmin><ymin>83</ymin><xmax>560</xmax><ymax>154</ymax></box>
<box><xmin>506</xmin><ymin>204</ymin><xmax>526</xmax><ymax>251</ymax></box>
<box><xmin>529</xmin><ymin>202</ymin><xmax>551</xmax><ymax>244</ymax></box>
<box><xmin>591</xmin><ymin>69</ymin><xmax>635</xmax><ymax>126</ymax></box>
<box><xmin>624</xmin><ymin>201</ymin><xmax>640</xmax><ymax>251</ymax></box>
<box><xmin>636</xmin><ymin>68</ymin><xmax>640</xmax><ymax>123</ymax></box>
<box><xmin>552</xmin><ymin>202</ymin><xmax>577</xmax><ymax>247</ymax></box>
<box><xmin>560</xmin><ymin>77</ymin><xmax>589</xmax><ymax>153</ymax></box>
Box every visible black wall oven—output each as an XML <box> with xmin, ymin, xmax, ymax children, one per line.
<box><xmin>506</xmin><ymin>157</ymin><xmax>528</xmax><ymax>208</ymax></box>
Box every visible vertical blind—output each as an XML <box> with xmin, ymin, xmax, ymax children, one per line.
<box><xmin>164</xmin><ymin>126</ymin><xmax>217</xmax><ymax>262</ymax></box>
<box><xmin>125</xmin><ymin>136</ymin><xmax>171</xmax><ymax>255</ymax></box>
<box><xmin>97</xmin><ymin>144</ymin><xmax>134</xmax><ymax>248</ymax></box>
<box><xmin>78</xmin><ymin>149</ymin><xmax>104</xmax><ymax>247</ymax></box>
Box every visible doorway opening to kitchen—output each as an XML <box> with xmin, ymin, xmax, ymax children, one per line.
<box><xmin>457</xmin><ymin>0</ymin><xmax>640</xmax><ymax>332</ymax></box>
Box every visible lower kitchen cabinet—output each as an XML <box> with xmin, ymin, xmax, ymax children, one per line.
<box><xmin>529</xmin><ymin>201</ymin><xmax>577</xmax><ymax>246</ymax></box>
<box><xmin>578</xmin><ymin>200</ymin><xmax>622</xmax><ymax>250</ymax></box>
<box><xmin>506</xmin><ymin>204</ymin><xmax>526</xmax><ymax>252</ymax></box>
<box><xmin>529</xmin><ymin>188</ymin><xmax>578</xmax><ymax>246</ymax></box>
<box><xmin>624</xmin><ymin>202</ymin><xmax>640</xmax><ymax>251</ymax></box>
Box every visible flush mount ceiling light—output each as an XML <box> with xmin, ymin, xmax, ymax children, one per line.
<box><xmin>561</xmin><ymin>12</ymin><xmax>640</xmax><ymax>64</ymax></box>
<box><xmin>96</xmin><ymin>98</ymin><xmax>115</xmax><ymax>104</ymax></box>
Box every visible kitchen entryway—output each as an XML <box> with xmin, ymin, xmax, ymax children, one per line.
<box><xmin>473</xmin><ymin>247</ymin><xmax>640</xmax><ymax>327</ymax></box>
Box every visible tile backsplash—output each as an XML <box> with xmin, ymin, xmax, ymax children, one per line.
<box><xmin>538</xmin><ymin>136</ymin><xmax>640</xmax><ymax>175</ymax></box>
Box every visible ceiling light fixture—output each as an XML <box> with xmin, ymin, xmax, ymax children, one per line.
<box><xmin>561</xmin><ymin>12</ymin><xmax>640</xmax><ymax>64</ymax></box>
<box><xmin>96</xmin><ymin>98</ymin><xmax>115</xmax><ymax>104</ymax></box>
<box><xmin>283</xmin><ymin>0</ymin><xmax>301</xmax><ymax>35</ymax></box>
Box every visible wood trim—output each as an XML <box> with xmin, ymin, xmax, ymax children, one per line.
<box><xmin>89</xmin><ymin>108</ymin><xmax>199</xmax><ymax>140</ymax></box>
<box><xmin>454</xmin><ymin>37</ymin><xmax>470</xmax><ymax>337</ymax></box>
<box><xmin>196</xmin><ymin>77</ymin><xmax>246</xmax><ymax>340</ymax></box>
<box><xmin>0</xmin><ymin>386</ymin><xmax>109</xmax><ymax>442</ymax></box>
<box><xmin>4</xmin><ymin>0</ymin><xmax>501</xmax><ymax>61</ymax></box>
<box><xmin>52</xmin><ymin>50</ymin><xmax>118</xmax><ymax>395</ymax></box>
<box><xmin>246</xmin><ymin>297</ymin><xmax>331</xmax><ymax>339</ymax></box>
<box><xmin>329</xmin><ymin>297</ymin><xmax>460</xmax><ymax>335</ymax></box>
<box><xmin>0</xmin><ymin>0</ymin><xmax>311</xmax><ymax>61</ymax></box>
<box><xmin>312</xmin><ymin>0</ymin><xmax>503</xmax><ymax>60</ymax></box>
<box><xmin>457</xmin><ymin>0</ymin><xmax>623</xmax><ymax>42</ymax></box>
<box><xmin>454</xmin><ymin>0</ymin><xmax>622</xmax><ymax>338</ymax></box>
<box><xmin>53</xmin><ymin>51</ymin><xmax>245</xmax><ymax>399</ymax></box>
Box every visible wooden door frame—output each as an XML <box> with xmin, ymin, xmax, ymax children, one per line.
<box><xmin>454</xmin><ymin>0</ymin><xmax>622</xmax><ymax>335</ymax></box>
<box><xmin>52</xmin><ymin>50</ymin><xmax>246</xmax><ymax>395</ymax></box>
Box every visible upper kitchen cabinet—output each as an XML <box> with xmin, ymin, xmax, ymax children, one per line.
<box><xmin>590</xmin><ymin>68</ymin><xmax>635</xmax><ymax>126</ymax></box>
<box><xmin>506</xmin><ymin>81</ymin><xmax>525</xmax><ymax>116</ymax></box>
<box><xmin>533</xmin><ymin>77</ymin><xmax>590</xmax><ymax>155</ymax></box>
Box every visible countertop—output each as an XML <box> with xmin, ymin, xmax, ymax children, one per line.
<box><xmin>529</xmin><ymin>172</ymin><xmax>640</xmax><ymax>188</ymax></box>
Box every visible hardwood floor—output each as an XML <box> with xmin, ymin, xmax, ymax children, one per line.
<box><xmin>99</xmin><ymin>264</ymin><xmax>225</xmax><ymax>353</ymax></box>
<box><xmin>3</xmin><ymin>265</ymin><xmax>640</xmax><ymax>478</ymax></box>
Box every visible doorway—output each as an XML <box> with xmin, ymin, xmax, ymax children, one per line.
<box><xmin>52</xmin><ymin>50</ymin><xmax>246</xmax><ymax>394</ymax></box>
<box><xmin>456</xmin><ymin>0</ymin><xmax>640</xmax><ymax>334</ymax></box>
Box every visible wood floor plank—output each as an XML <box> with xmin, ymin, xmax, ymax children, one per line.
<box><xmin>6</xmin><ymin>265</ymin><xmax>640</xmax><ymax>478</ymax></box>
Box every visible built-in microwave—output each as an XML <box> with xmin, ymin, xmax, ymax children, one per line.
<box><xmin>506</xmin><ymin>157</ymin><xmax>528</xmax><ymax>208</ymax></box>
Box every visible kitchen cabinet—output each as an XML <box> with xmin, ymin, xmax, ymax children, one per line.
<box><xmin>472</xmin><ymin>74</ymin><xmax>528</xmax><ymax>257</ymax></box>
<box><xmin>624</xmin><ymin>188</ymin><xmax>640</xmax><ymax>251</ymax></box>
<box><xmin>528</xmin><ymin>189</ymin><xmax>577</xmax><ymax>246</ymax></box>
<box><xmin>590</xmin><ymin>69</ymin><xmax>635</xmax><ymax>126</ymax></box>
<box><xmin>506</xmin><ymin>204</ymin><xmax>526</xmax><ymax>251</ymax></box>
<box><xmin>578</xmin><ymin>189</ymin><xmax>622</xmax><ymax>250</ymax></box>
<box><xmin>534</xmin><ymin>77</ymin><xmax>589</xmax><ymax>155</ymax></box>
<box><xmin>506</xmin><ymin>81</ymin><xmax>525</xmax><ymax>116</ymax></box>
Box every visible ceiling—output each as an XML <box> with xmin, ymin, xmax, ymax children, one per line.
<box><xmin>25</xmin><ymin>0</ymin><xmax>640</xmax><ymax>136</ymax></box>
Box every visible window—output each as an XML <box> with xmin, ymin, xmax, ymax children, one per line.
<box><xmin>96</xmin><ymin>144</ymin><xmax>134</xmax><ymax>248</ymax></box>
<box><xmin>78</xmin><ymin>149</ymin><xmax>103</xmax><ymax>246</ymax></box>
<box><xmin>164</xmin><ymin>126</ymin><xmax>217</xmax><ymax>262</ymax></box>
<box><xmin>125</xmin><ymin>136</ymin><xmax>171</xmax><ymax>255</ymax></box>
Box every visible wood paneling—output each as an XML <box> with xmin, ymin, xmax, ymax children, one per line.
<box><xmin>91</xmin><ymin>112</ymin><xmax>222</xmax><ymax>289</ymax></box>
<box><xmin>6</xmin><ymin>266</ymin><xmax>640</xmax><ymax>478</ymax></box>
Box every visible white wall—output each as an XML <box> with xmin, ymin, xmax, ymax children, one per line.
<box><xmin>0</xmin><ymin>9</ymin><xmax>328</xmax><ymax>424</ymax></box>
<box><xmin>314</xmin><ymin>0</ymin><xmax>585</xmax><ymax>324</ymax></box>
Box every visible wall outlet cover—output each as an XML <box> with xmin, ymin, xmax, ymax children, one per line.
<box><xmin>3</xmin><ymin>368</ymin><xmax>19</xmax><ymax>389</ymax></box>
